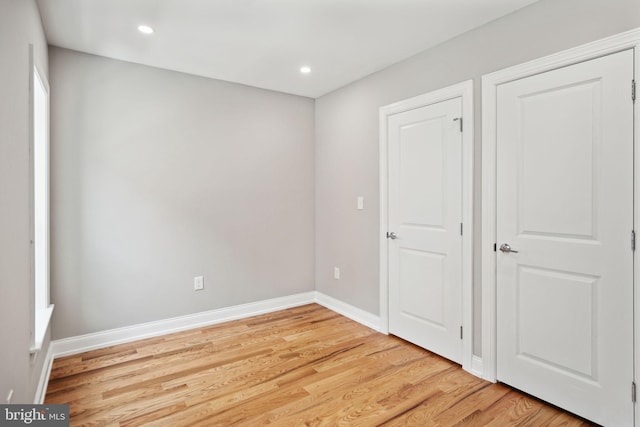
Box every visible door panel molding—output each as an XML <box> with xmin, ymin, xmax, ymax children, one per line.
<box><xmin>379</xmin><ymin>80</ymin><xmax>474</xmax><ymax>373</ymax></box>
<box><xmin>481</xmin><ymin>27</ymin><xmax>640</xmax><ymax>401</ymax></box>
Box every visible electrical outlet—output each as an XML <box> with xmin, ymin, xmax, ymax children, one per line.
<box><xmin>194</xmin><ymin>276</ymin><xmax>204</xmax><ymax>291</ymax></box>
<box><xmin>6</xmin><ymin>389</ymin><xmax>13</xmax><ymax>404</ymax></box>
<box><xmin>334</xmin><ymin>267</ymin><xmax>340</xmax><ymax>280</ymax></box>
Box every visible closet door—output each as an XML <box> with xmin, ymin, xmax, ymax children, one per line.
<box><xmin>387</xmin><ymin>97</ymin><xmax>463</xmax><ymax>363</ymax></box>
<box><xmin>496</xmin><ymin>50</ymin><xmax>634</xmax><ymax>426</ymax></box>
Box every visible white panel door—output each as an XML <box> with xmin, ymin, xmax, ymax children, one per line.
<box><xmin>496</xmin><ymin>50</ymin><xmax>634</xmax><ymax>426</ymax></box>
<box><xmin>388</xmin><ymin>97</ymin><xmax>462</xmax><ymax>363</ymax></box>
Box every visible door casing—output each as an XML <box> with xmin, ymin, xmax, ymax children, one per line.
<box><xmin>379</xmin><ymin>80</ymin><xmax>475</xmax><ymax>374</ymax></box>
<box><xmin>481</xmin><ymin>28</ymin><xmax>640</xmax><ymax>419</ymax></box>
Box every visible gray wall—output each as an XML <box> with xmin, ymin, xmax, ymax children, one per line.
<box><xmin>0</xmin><ymin>0</ymin><xmax>51</xmax><ymax>403</ymax></box>
<box><xmin>50</xmin><ymin>48</ymin><xmax>315</xmax><ymax>339</ymax></box>
<box><xmin>315</xmin><ymin>0</ymin><xmax>640</xmax><ymax>356</ymax></box>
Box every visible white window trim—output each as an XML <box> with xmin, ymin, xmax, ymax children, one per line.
<box><xmin>30</xmin><ymin>45</ymin><xmax>54</xmax><ymax>354</ymax></box>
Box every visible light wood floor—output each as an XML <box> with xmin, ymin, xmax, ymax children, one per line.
<box><xmin>46</xmin><ymin>304</ymin><xmax>595</xmax><ymax>426</ymax></box>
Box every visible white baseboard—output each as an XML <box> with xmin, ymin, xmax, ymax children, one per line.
<box><xmin>34</xmin><ymin>344</ymin><xmax>54</xmax><ymax>404</ymax></box>
<box><xmin>313</xmin><ymin>291</ymin><xmax>381</xmax><ymax>332</ymax></box>
<box><xmin>464</xmin><ymin>355</ymin><xmax>483</xmax><ymax>379</ymax></box>
<box><xmin>38</xmin><ymin>290</ymin><xmax>390</xmax><ymax>406</ymax></box>
<box><xmin>46</xmin><ymin>291</ymin><xmax>488</xmax><ymax>400</ymax></box>
<box><xmin>51</xmin><ymin>292</ymin><xmax>315</xmax><ymax>358</ymax></box>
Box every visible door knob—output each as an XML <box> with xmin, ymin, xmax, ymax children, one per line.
<box><xmin>387</xmin><ymin>232</ymin><xmax>398</xmax><ymax>240</ymax></box>
<box><xmin>499</xmin><ymin>243</ymin><xmax>518</xmax><ymax>253</ymax></box>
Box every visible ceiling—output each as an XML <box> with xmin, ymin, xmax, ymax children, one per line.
<box><xmin>37</xmin><ymin>0</ymin><xmax>541</xmax><ymax>98</ymax></box>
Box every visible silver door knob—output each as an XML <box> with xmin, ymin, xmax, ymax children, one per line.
<box><xmin>499</xmin><ymin>243</ymin><xmax>518</xmax><ymax>253</ymax></box>
<box><xmin>387</xmin><ymin>232</ymin><xmax>398</xmax><ymax>240</ymax></box>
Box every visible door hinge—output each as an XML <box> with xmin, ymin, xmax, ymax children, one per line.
<box><xmin>632</xmin><ymin>381</ymin><xmax>636</xmax><ymax>402</ymax></box>
<box><xmin>633</xmin><ymin>80</ymin><xmax>636</xmax><ymax>102</ymax></box>
<box><xmin>460</xmin><ymin>326</ymin><xmax>463</xmax><ymax>340</ymax></box>
<box><xmin>453</xmin><ymin>117</ymin><xmax>463</xmax><ymax>132</ymax></box>
<box><xmin>632</xmin><ymin>230</ymin><xmax>636</xmax><ymax>251</ymax></box>
<box><xmin>460</xmin><ymin>223</ymin><xmax>463</xmax><ymax>236</ymax></box>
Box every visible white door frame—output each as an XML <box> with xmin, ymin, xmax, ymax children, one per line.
<box><xmin>379</xmin><ymin>80</ymin><xmax>475</xmax><ymax>373</ymax></box>
<box><xmin>482</xmin><ymin>28</ymin><xmax>640</xmax><ymax>398</ymax></box>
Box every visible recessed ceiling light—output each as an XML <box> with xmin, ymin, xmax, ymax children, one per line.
<box><xmin>300</xmin><ymin>66</ymin><xmax>311</xmax><ymax>74</ymax></box>
<box><xmin>138</xmin><ymin>25</ymin><xmax>154</xmax><ymax>34</ymax></box>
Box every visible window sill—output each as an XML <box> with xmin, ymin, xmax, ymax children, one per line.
<box><xmin>30</xmin><ymin>304</ymin><xmax>54</xmax><ymax>354</ymax></box>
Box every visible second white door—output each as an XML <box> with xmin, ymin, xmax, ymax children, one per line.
<box><xmin>496</xmin><ymin>50</ymin><xmax>634</xmax><ymax>426</ymax></box>
<box><xmin>387</xmin><ymin>97</ymin><xmax>463</xmax><ymax>363</ymax></box>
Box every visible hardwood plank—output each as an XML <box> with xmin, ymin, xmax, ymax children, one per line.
<box><xmin>45</xmin><ymin>304</ymin><xmax>596</xmax><ymax>426</ymax></box>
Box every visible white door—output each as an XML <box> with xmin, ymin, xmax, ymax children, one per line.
<box><xmin>387</xmin><ymin>97</ymin><xmax>463</xmax><ymax>363</ymax></box>
<box><xmin>496</xmin><ymin>50</ymin><xmax>634</xmax><ymax>426</ymax></box>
